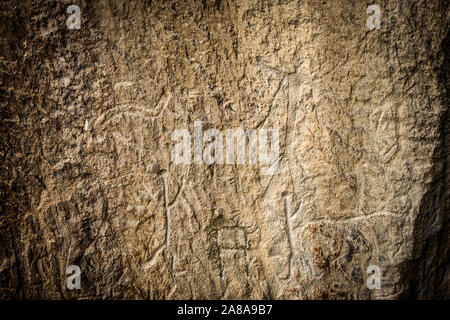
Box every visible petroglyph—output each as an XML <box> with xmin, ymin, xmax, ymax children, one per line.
<box><xmin>1</xmin><ymin>0</ymin><xmax>447</xmax><ymax>299</ymax></box>
<box><xmin>206</xmin><ymin>213</ymin><xmax>260</xmax><ymax>277</ymax></box>
<box><xmin>282</xmin><ymin>196</ymin><xmax>303</xmax><ymax>281</ymax></box>
<box><xmin>141</xmin><ymin>172</ymin><xmax>185</xmax><ymax>270</ymax></box>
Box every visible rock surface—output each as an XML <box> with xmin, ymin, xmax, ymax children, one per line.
<box><xmin>0</xmin><ymin>0</ymin><xmax>448</xmax><ymax>299</ymax></box>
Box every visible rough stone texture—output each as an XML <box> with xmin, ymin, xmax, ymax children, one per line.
<box><xmin>0</xmin><ymin>0</ymin><xmax>448</xmax><ymax>299</ymax></box>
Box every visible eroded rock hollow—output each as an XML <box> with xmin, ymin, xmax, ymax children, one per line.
<box><xmin>0</xmin><ymin>0</ymin><xmax>448</xmax><ymax>299</ymax></box>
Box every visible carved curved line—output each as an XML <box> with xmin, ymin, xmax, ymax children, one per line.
<box><xmin>93</xmin><ymin>104</ymin><xmax>163</xmax><ymax>130</ymax></box>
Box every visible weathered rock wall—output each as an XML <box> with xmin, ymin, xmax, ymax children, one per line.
<box><xmin>0</xmin><ymin>0</ymin><xmax>448</xmax><ymax>299</ymax></box>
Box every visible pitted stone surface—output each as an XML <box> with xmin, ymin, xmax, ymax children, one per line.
<box><xmin>0</xmin><ymin>0</ymin><xmax>448</xmax><ymax>299</ymax></box>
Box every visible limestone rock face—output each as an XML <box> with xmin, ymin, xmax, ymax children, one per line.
<box><xmin>0</xmin><ymin>0</ymin><xmax>448</xmax><ymax>299</ymax></box>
